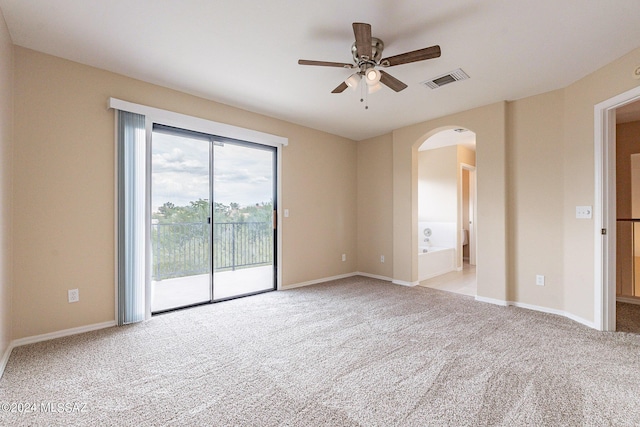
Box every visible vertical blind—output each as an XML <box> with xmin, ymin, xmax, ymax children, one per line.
<box><xmin>117</xmin><ymin>110</ymin><xmax>146</xmax><ymax>325</ymax></box>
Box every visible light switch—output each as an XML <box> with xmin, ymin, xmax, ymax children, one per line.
<box><xmin>284</xmin><ymin>209</ymin><xmax>289</xmax><ymax>218</ymax></box>
<box><xmin>576</xmin><ymin>206</ymin><xmax>592</xmax><ymax>219</ymax></box>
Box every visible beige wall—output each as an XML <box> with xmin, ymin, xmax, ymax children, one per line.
<box><xmin>280</xmin><ymin>122</ymin><xmax>357</xmax><ymax>286</ymax></box>
<box><xmin>357</xmin><ymin>133</ymin><xmax>393</xmax><ymax>278</ymax></box>
<box><xmin>506</xmin><ymin>90</ymin><xmax>565</xmax><ymax>309</ymax></box>
<box><xmin>457</xmin><ymin>146</ymin><xmax>476</xmax><ymax>167</ymax></box>
<box><xmin>562</xmin><ymin>47</ymin><xmax>640</xmax><ymax>322</ymax></box>
<box><xmin>0</xmin><ymin>9</ymin><xmax>12</xmax><ymax>358</ymax></box>
<box><xmin>12</xmin><ymin>47</ymin><xmax>357</xmax><ymax>339</ymax></box>
<box><xmin>418</xmin><ymin>146</ymin><xmax>458</xmax><ymax>223</ymax></box>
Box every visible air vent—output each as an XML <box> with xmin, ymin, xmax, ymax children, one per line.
<box><xmin>422</xmin><ymin>68</ymin><xmax>470</xmax><ymax>89</ymax></box>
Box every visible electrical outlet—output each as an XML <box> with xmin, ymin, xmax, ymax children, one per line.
<box><xmin>342</xmin><ymin>254</ymin><xmax>346</xmax><ymax>262</ymax></box>
<box><xmin>380</xmin><ymin>255</ymin><xmax>385</xmax><ymax>263</ymax></box>
<box><xmin>535</xmin><ymin>275</ymin><xmax>545</xmax><ymax>286</ymax></box>
<box><xmin>68</xmin><ymin>289</ymin><xmax>79</xmax><ymax>303</ymax></box>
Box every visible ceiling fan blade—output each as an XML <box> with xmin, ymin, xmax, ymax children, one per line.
<box><xmin>298</xmin><ymin>59</ymin><xmax>354</xmax><ymax>68</ymax></box>
<box><xmin>332</xmin><ymin>82</ymin><xmax>349</xmax><ymax>93</ymax></box>
<box><xmin>352</xmin><ymin>22</ymin><xmax>372</xmax><ymax>60</ymax></box>
<box><xmin>380</xmin><ymin>45</ymin><xmax>441</xmax><ymax>67</ymax></box>
<box><xmin>379</xmin><ymin>70</ymin><xmax>408</xmax><ymax>92</ymax></box>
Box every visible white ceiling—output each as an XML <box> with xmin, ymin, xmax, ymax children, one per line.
<box><xmin>2</xmin><ymin>0</ymin><xmax>640</xmax><ymax>141</ymax></box>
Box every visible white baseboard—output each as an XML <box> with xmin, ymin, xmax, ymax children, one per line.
<box><xmin>563</xmin><ymin>311</ymin><xmax>596</xmax><ymax>329</ymax></box>
<box><xmin>283</xmin><ymin>272</ymin><xmax>417</xmax><ymax>288</ymax></box>
<box><xmin>509</xmin><ymin>301</ymin><xmax>595</xmax><ymax>329</ymax></box>
<box><xmin>617</xmin><ymin>296</ymin><xmax>640</xmax><ymax>306</ymax></box>
<box><xmin>475</xmin><ymin>296</ymin><xmax>596</xmax><ymax>329</ymax></box>
<box><xmin>281</xmin><ymin>273</ymin><xmax>358</xmax><ymax>290</ymax></box>
<box><xmin>356</xmin><ymin>272</ymin><xmax>393</xmax><ymax>282</ymax></box>
<box><xmin>11</xmin><ymin>320</ymin><xmax>117</xmax><ymax>348</ymax></box>
<box><xmin>0</xmin><ymin>342</ymin><xmax>12</xmax><ymax>380</ymax></box>
<box><xmin>392</xmin><ymin>279</ymin><xmax>419</xmax><ymax>287</ymax></box>
<box><xmin>475</xmin><ymin>295</ymin><xmax>509</xmax><ymax>306</ymax></box>
<box><xmin>1</xmin><ymin>320</ymin><xmax>116</xmax><ymax>380</ymax></box>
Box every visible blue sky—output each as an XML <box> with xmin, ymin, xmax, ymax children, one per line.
<box><xmin>151</xmin><ymin>132</ymin><xmax>273</xmax><ymax>211</ymax></box>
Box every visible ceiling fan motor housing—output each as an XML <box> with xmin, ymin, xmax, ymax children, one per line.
<box><xmin>352</xmin><ymin>37</ymin><xmax>384</xmax><ymax>67</ymax></box>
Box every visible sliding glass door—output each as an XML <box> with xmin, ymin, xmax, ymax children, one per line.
<box><xmin>150</xmin><ymin>125</ymin><xmax>276</xmax><ymax>313</ymax></box>
<box><xmin>150</xmin><ymin>126</ymin><xmax>212</xmax><ymax>312</ymax></box>
<box><xmin>213</xmin><ymin>141</ymin><xmax>276</xmax><ymax>301</ymax></box>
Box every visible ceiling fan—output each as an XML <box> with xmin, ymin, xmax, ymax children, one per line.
<box><xmin>298</xmin><ymin>22</ymin><xmax>441</xmax><ymax>94</ymax></box>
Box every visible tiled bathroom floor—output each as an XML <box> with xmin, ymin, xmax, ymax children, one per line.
<box><xmin>418</xmin><ymin>262</ymin><xmax>477</xmax><ymax>296</ymax></box>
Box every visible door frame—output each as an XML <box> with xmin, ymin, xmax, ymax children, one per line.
<box><xmin>459</xmin><ymin>163</ymin><xmax>477</xmax><ymax>268</ymax></box>
<box><xmin>594</xmin><ymin>85</ymin><xmax>640</xmax><ymax>331</ymax></box>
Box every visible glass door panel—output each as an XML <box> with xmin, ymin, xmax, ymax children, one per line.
<box><xmin>213</xmin><ymin>141</ymin><xmax>276</xmax><ymax>300</ymax></box>
<box><xmin>150</xmin><ymin>128</ymin><xmax>212</xmax><ymax>312</ymax></box>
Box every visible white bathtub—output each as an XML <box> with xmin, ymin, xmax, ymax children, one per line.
<box><xmin>418</xmin><ymin>246</ymin><xmax>455</xmax><ymax>281</ymax></box>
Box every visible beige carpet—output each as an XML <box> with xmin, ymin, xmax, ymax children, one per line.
<box><xmin>2</xmin><ymin>276</ymin><xmax>640</xmax><ymax>426</ymax></box>
<box><xmin>616</xmin><ymin>301</ymin><xmax>640</xmax><ymax>334</ymax></box>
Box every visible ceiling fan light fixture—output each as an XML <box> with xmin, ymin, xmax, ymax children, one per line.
<box><xmin>367</xmin><ymin>82</ymin><xmax>382</xmax><ymax>94</ymax></box>
<box><xmin>345</xmin><ymin>73</ymin><xmax>361</xmax><ymax>90</ymax></box>
<box><xmin>365</xmin><ymin>68</ymin><xmax>381</xmax><ymax>85</ymax></box>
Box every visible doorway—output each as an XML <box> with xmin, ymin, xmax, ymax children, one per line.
<box><xmin>613</xmin><ymin>102</ymin><xmax>640</xmax><ymax>333</ymax></box>
<box><xmin>416</xmin><ymin>128</ymin><xmax>477</xmax><ymax>296</ymax></box>
<box><xmin>596</xmin><ymin>85</ymin><xmax>640</xmax><ymax>331</ymax></box>
<box><xmin>150</xmin><ymin>124</ymin><xmax>276</xmax><ymax>313</ymax></box>
<box><xmin>461</xmin><ymin>164</ymin><xmax>477</xmax><ymax>267</ymax></box>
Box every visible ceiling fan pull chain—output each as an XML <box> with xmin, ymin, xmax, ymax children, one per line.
<box><xmin>361</xmin><ymin>80</ymin><xmax>369</xmax><ymax>110</ymax></box>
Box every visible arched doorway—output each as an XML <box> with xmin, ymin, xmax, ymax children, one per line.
<box><xmin>415</xmin><ymin>127</ymin><xmax>477</xmax><ymax>295</ymax></box>
<box><xmin>390</xmin><ymin>102</ymin><xmax>507</xmax><ymax>303</ymax></box>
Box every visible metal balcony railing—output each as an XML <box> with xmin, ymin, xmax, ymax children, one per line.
<box><xmin>151</xmin><ymin>221</ymin><xmax>273</xmax><ymax>280</ymax></box>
